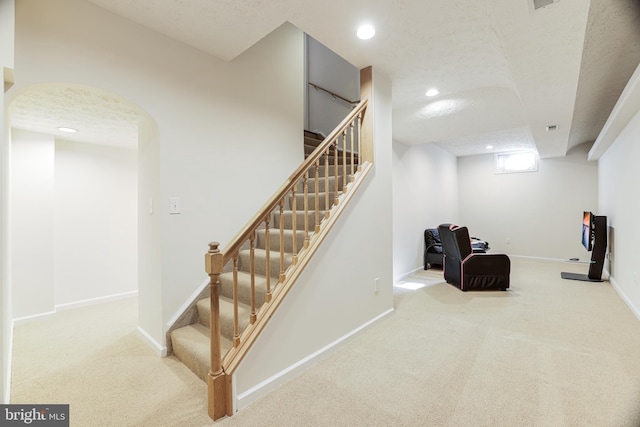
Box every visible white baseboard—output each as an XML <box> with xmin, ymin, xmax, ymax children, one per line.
<box><xmin>395</xmin><ymin>266</ymin><xmax>424</xmax><ymax>282</ymax></box>
<box><xmin>236</xmin><ymin>307</ymin><xmax>395</xmax><ymax>410</ymax></box>
<box><xmin>4</xmin><ymin>319</ymin><xmax>14</xmax><ymax>404</ymax></box>
<box><xmin>137</xmin><ymin>326</ymin><xmax>167</xmax><ymax>357</ymax></box>
<box><xmin>609</xmin><ymin>276</ymin><xmax>640</xmax><ymax>322</ymax></box>
<box><xmin>12</xmin><ymin>310</ymin><xmax>56</xmax><ymax>326</ymax></box>
<box><xmin>12</xmin><ymin>290</ymin><xmax>138</xmax><ymax>326</ymax></box>
<box><xmin>509</xmin><ymin>255</ymin><xmax>567</xmax><ymax>263</ymax></box>
<box><xmin>56</xmin><ymin>290</ymin><xmax>138</xmax><ymax>312</ymax></box>
<box><xmin>165</xmin><ymin>278</ymin><xmax>209</xmax><ymax>328</ymax></box>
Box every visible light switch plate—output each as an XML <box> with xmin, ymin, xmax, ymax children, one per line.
<box><xmin>169</xmin><ymin>197</ymin><xmax>181</xmax><ymax>214</ymax></box>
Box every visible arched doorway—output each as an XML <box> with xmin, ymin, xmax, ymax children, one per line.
<box><xmin>8</xmin><ymin>82</ymin><xmax>154</xmax><ymax>320</ymax></box>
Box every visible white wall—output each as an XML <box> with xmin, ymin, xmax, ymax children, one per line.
<box><xmin>10</xmin><ymin>130</ymin><xmax>55</xmax><ymax>319</ymax></box>
<box><xmin>598</xmin><ymin>109</ymin><xmax>640</xmax><ymax>316</ymax></box>
<box><xmin>235</xmin><ymin>69</ymin><xmax>394</xmax><ymax>408</ymax></box>
<box><xmin>0</xmin><ymin>0</ymin><xmax>13</xmax><ymax>72</ymax></box>
<box><xmin>0</xmin><ymin>98</ymin><xmax>7</xmax><ymax>404</ymax></box>
<box><xmin>1</xmin><ymin>0</ymin><xmax>15</xmax><ymax>404</ymax></box>
<box><xmin>54</xmin><ymin>140</ymin><xmax>137</xmax><ymax>307</ymax></box>
<box><xmin>137</xmin><ymin>118</ymin><xmax>163</xmax><ymax>345</ymax></box>
<box><xmin>457</xmin><ymin>144</ymin><xmax>598</xmax><ymax>260</ymax></box>
<box><xmin>12</xmin><ymin>0</ymin><xmax>304</xmax><ymax>346</ymax></box>
<box><xmin>9</xmin><ymin>132</ymin><xmax>137</xmax><ymax>318</ymax></box>
<box><xmin>306</xmin><ymin>35</ymin><xmax>360</xmax><ymax>135</ymax></box>
<box><xmin>392</xmin><ymin>141</ymin><xmax>458</xmax><ymax>280</ymax></box>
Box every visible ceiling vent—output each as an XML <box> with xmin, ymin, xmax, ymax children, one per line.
<box><xmin>530</xmin><ymin>0</ymin><xmax>558</xmax><ymax>12</ymax></box>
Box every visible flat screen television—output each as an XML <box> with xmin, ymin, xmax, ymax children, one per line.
<box><xmin>564</xmin><ymin>211</ymin><xmax>607</xmax><ymax>282</ymax></box>
<box><xmin>582</xmin><ymin>211</ymin><xmax>595</xmax><ymax>251</ymax></box>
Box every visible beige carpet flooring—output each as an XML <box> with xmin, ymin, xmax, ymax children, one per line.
<box><xmin>10</xmin><ymin>259</ymin><xmax>640</xmax><ymax>426</ymax></box>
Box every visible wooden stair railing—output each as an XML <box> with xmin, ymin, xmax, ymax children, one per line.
<box><xmin>206</xmin><ymin>66</ymin><xmax>373</xmax><ymax>420</ymax></box>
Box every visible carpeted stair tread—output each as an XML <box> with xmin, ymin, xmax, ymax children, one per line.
<box><xmin>304</xmin><ymin>143</ymin><xmax>319</xmax><ymax>156</ymax></box>
<box><xmin>238</xmin><ymin>248</ymin><xmax>293</xmax><ymax>279</ymax></box>
<box><xmin>273</xmin><ymin>209</ymin><xmax>326</xmax><ymax>230</ymax></box>
<box><xmin>290</xmin><ymin>191</ymin><xmax>341</xmax><ymax>210</ymax></box>
<box><xmin>304</xmin><ymin>146</ymin><xmax>357</xmax><ymax>161</ymax></box>
<box><xmin>304</xmin><ymin>137</ymin><xmax>323</xmax><ymax>148</ymax></box>
<box><xmin>314</xmin><ymin>164</ymin><xmax>351</xmax><ymax>178</ymax></box>
<box><xmin>304</xmin><ymin>136</ymin><xmax>358</xmax><ymax>161</ymax></box>
<box><xmin>295</xmin><ymin>174</ymin><xmax>354</xmax><ymax>193</ymax></box>
<box><xmin>256</xmin><ymin>228</ymin><xmax>306</xmax><ymax>253</ymax></box>
<box><xmin>197</xmin><ymin>296</ymin><xmax>252</xmax><ymax>341</ymax></box>
<box><xmin>217</xmin><ymin>271</ymin><xmax>268</xmax><ymax>308</ymax></box>
<box><xmin>170</xmin><ymin>322</ymin><xmax>232</xmax><ymax>383</ymax></box>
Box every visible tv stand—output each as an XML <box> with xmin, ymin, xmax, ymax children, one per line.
<box><xmin>560</xmin><ymin>272</ymin><xmax>603</xmax><ymax>282</ymax></box>
<box><xmin>561</xmin><ymin>215</ymin><xmax>607</xmax><ymax>282</ymax></box>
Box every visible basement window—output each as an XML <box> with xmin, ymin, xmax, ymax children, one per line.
<box><xmin>495</xmin><ymin>151</ymin><xmax>538</xmax><ymax>174</ymax></box>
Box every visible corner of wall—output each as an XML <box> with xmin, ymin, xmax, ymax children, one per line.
<box><xmin>0</xmin><ymin>0</ymin><xmax>15</xmax><ymax>402</ymax></box>
<box><xmin>137</xmin><ymin>326</ymin><xmax>167</xmax><ymax>357</ymax></box>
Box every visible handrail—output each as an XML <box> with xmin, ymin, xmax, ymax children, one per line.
<box><xmin>308</xmin><ymin>82</ymin><xmax>360</xmax><ymax>105</ymax></box>
<box><xmin>220</xmin><ymin>99</ymin><xmax>367</xmax><ymax>265</ymax></box>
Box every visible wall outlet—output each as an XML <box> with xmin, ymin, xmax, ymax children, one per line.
<box><xmin>374</xmin><ymin>277</ymin><xmax>380</xmax><ymax>294</ymax></box>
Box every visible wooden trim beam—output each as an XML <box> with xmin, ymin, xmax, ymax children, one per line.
<box><xmin>359</xmin><ymin>66</ymin><xmax>374</xmax><ymax>164</ymax></box>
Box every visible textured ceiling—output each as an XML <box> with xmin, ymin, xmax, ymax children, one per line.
<box><xmin>10</xmin><ymin>0</ymin><xmax>640</xmax><ymax>158</ymax></box>
<box><xmin>10</xmin><ymin>83</ymin><xmax>142</xmax><ymax>150</ymax></box>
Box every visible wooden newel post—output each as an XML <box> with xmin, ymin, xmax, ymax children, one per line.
<box><xmin>205</xmin><ymin>242</ymin><xmax>227</xmax><ymax>420</ymax></box>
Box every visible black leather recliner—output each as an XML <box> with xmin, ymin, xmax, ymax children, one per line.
<box><xmin>424</xmin><ymin>227</ymin><xmax>490</xmax><ymax>270</ymax></box>
<box><xmin>438</xmin><ymin>223</ymin><xmax>510</xmax><ymax>291</ymax></box>
<box><xmin>424</xmin><ymin>228</ymin><xmax>444</xmax><ymax>270</ymax></box>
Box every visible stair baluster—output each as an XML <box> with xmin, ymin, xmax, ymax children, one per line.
<box><xmin>342</xmin><ymin>129</ymin><xmax>348</xmax><ymax>192</ymax></box>
<box><xmin>303</xmin><ymin>172</ymin><xmax>310</xmax><ymax>249</ymax></box>
<box><xmin>357</xmin><ymin>112</ymin><xmax>363</xmax><ymax>172</ymax></box>
<box><xmin>314</xmin><ymin>161</ymin><xmax>320</xmax><ymax>233</ymax></box>
<box><xmin>324</xmin><ymin>149</ymin><xmax>330</xmax><ymax>219</ymax></box>
<box><xmin>291</xmin><ymin>186</ymin><xmax>298</xmax><ymax>265</ymax></box>
<box><xmin>333</xmin><ymin>140</ymin><xmax>339</xmax><ymax>206</ymax></box>
<box><xmin>350</xmin><ymin>122</ymin><xmax>355</xmax><ymax>182</ymax></box>
<box><xmin>278</xmin><ymin>200</ymin><xmax>285</xmax><ymax>283</ymax></box>
<box><xmin>232</xmin><ymin>255</ymin><xmax>240</xmax><ymax>347</ymax></box>
<box><xmin>265</xmin><ymin>215</ymin><xmax>272</xmax><ymax>303</ymax></box>
<box><xmin>249</xmin><ymin>232</ymin><xmax>256</xmax><ymax>324</ymax></box>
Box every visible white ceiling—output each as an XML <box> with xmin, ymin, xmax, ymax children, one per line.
<box><xmin>10</xmin><ymin>83</ymin><xmax>141</xmax><ymax>149</ymax></box>
<box><xmin>10</xmin><ymin>0</ymin><xmax>640</xmax><ymax>158</ymax></box>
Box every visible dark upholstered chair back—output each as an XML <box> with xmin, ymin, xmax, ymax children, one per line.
<box><xmin>438</xmin><ymin>223</ymin><xmax>510</xmax><ymax>291</ymax></box>
<box><xmin>439</xmin><ymin>224</ymin><xmax>473</xmax><ymax>260</ymax></box>
<box><xmin>438</xmin><ymin>224</ymin><xmax>472</xmax><ymax>285</ymax></box>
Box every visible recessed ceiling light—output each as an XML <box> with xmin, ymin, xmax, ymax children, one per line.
<box><xmin>58</xmin><ymin>127</ymin><xmax>77</xmax><ymax>133</ymax></box>
<box><xmin>425</xmin><ymin>88</ymin><xmax>439</xmax><ymax>97</ymax></box>
<box><xmin>357</xmin><ymin>24</ymin><xmax>375</xmax><ymax>40</ymax></box>
<box><xmin>486</xmin><ymin>145</ymin><xmax>494</xmax><ymax>150</ymax></box>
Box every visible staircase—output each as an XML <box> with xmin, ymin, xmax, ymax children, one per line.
<box><xmin>166</xmin><ymin>66</ymin><xmax>373</xmax><ymax>421</ymax></box>
<box><xmin>170</xmin><ymin>163</ymin><xmax>349</xmax><ymax>383</ymax></box>
<box><xmin>305</xmin><ymin>129</ymin><xmax>359</xmax><ymax>164</ymax></box>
